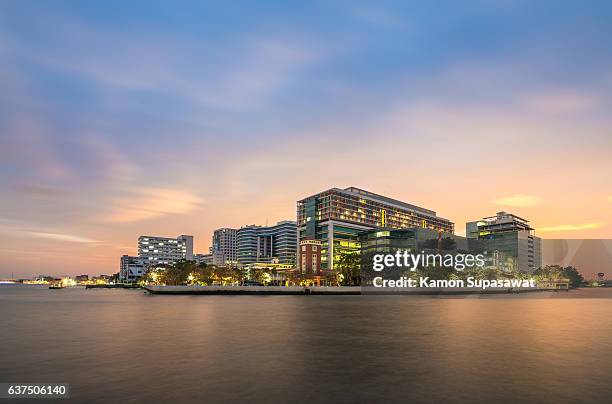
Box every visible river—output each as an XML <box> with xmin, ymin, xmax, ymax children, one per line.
<box><xmin>1</xmin><ymin>285</ymin><xmax>612</xmax><ymax>403</ymax></box>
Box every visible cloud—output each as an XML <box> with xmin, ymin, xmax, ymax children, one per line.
<box><xmin>5</xmin><ymin>18</ymin><xmax>319</xmax><ymax>111</ymax></box>
<box><xmin>18</xmin><ymin>230</ymin><xmax>99</xmax><ymax>243</ymax></box>
<box><xmin>523</xmin><ymin>90</ymin><xmax>601</xmax><ymax>115</ymax></box>
<box><xmin>12</xmin><ymin>183</ymin><xmax>68</xmax><ymax>197</ymax></box>
<box><xmin>102</xmin><ymin>187</ymin><xmax>203</xmax><ymax>223</ymax></box>
<box><xmin>538</xmin><ymin>223</ymin><xmax>605</xmax><ymax>232</ymax></box>
<box><xmin>494</xmin><ymin>194</ymin><xmax>544</xmax><ymax>207</ymax></box>
<box><xmin>0</xmin><ymin>118</ymin><xmax>75</xmax><ymax>182</ymax></box>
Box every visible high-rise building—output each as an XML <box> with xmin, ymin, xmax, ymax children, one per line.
<box><xmin>466</xmin><ymin>211</ymin><xmax>541</xmax><ymax>272</ymax></box>
<box><xmin>236</xmin><ymin>225</ymin><xmax>259</xmax><ymax>265</ymax></box>
<box><xmin>212</xmin><ymin>228</ymin><xmax>237</xmax><ymax>266</ymax></box>
<box><xmin>236</xmin><ymin>221</ymin><xmax>297</xmax><ymax>266</ymax></box>
<box><xmin>138</xmin><ymin>235</ymin><xmax>194</xmax><ymax>265</ymax></box>
<box><xmin>297</xmin><ymin>187</ymin><xmax>454</xmax><ymax>271</ymax></box>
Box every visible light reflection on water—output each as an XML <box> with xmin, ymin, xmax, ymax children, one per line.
<box><xmin>1</xmin><ymin>285</ymin><xmax>612</xmax><ymax>403</ymax></box>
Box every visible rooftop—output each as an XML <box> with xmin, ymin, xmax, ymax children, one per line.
<box><xmin>341</xmin><ymin>187</ymin><xmax>437</xmax><ymax>217</ymax></box>
<box><xmin>298</xmin><ymin>186</ymin><xmax>442</xmax><ymax>218</ymax></box>
<box><xmin>482</xmin><ymin>211</ymin><xmax>530</xmax><ymax>224</ymax></box>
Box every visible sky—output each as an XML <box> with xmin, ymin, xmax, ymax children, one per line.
<box><xmin>1</xmin><ymin>0</ymin><xmax>612</xmax><ymax>278</ymax></box>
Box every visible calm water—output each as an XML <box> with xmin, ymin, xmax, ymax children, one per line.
<box><xmin>1</xmin><ymin>286</ymin><xmax>612</xmax><ymax>403</ymax></box>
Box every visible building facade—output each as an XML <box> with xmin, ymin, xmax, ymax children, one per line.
<box><xmin>212</xmin><ymin>228</ymin><xmax>237</xmax><ymax>266</ymax></box>
<box><xmin>119</xmin><ymin>255</ymin><xmax>146</xmax><ymax>282</ymax></box>
<box><xmin>297</xmin><ymin>187</ymin><xmax>454</xmax><ymax>271</ymax></box>
<box><xmin>299</xmin><ymin>239</ymin><xmax>322</xmax><ymax>276</ymax></box>
<box><xmin>138</xmin><ymin>234</ymin><xmax>194</xmax><ymax>265</ymax></box>
<box><xmin>236</xmin><ymin>221</ymin><xmax>297</xmax><ymax>266</ymax></box>
<box><xmin>194</xmin><ymin>253</ymin><xmax>214</xmax><ymax>265</ymax></box>
<box><xmin>466</xmin><ymin>211</ymin><xmax>542</xmax><ymax>273</ymax></box>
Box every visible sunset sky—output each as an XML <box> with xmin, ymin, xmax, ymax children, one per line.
<box><xmin>1</xmin><ymin>1</ymin><xmax>611</xmax><ymax>277</ymax></box>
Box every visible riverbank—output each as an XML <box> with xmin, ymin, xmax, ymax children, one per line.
<box><xmin>143</xmin><ymin>285</ymin><xmax>567</xmax><ymax>295</ymax></box>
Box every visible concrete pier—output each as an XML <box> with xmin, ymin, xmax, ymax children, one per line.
<box><xmin>143</xmin><ymin>285</ymin><xmax>561</xmax><ymax>295</ymax></box>
<box><xmin>144</xmin><ymin>285</ymin><xmax>306</xmax><ymax>295</ymax></box>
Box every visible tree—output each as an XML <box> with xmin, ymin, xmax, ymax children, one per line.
<box><xmin>421</xmin><ymin>238</ymin><xmax>438</xmax><ymax>250</ymax></box>
<box><xmin>561</xmin><ymin>266</ymin><xmax>584</xmax><ymax>288</ymax></box>
<box><xmin>162</xmin><ymin>260</ymin><xmax>196</xmax><ymax>285</ymax></box>
<box><xmin>417</xmin><ymin>265</ymin><xmax>453</xmax><ymax>281</ymax></box>
<box><xmin>439</xmin><ymin>237</ymin><xmax>456</xmax><ymax>251</ymax></box>
<box><xmin>532</xmin><ymin>265</ymin><xmax>583</xmax><ymax>289</ymax></box>
<box><xmin>533</xmin><ymin>265</ymin><xmax>563</xmax><ymax>282</ymax></box>
<box><xmin>334</xmin><ymin>250</ymin><xmax>361</xmax><ymax>286</ymax></box>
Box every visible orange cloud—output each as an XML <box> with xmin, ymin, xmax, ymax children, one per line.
<box><xmin>494</xmin><ymin>194</ymin><xmax>544</xmax><ymax>207</ymax></box>
<box><xmin>18</xmin><ymin>230</ymin><xmax>99</xmax><ymax>243</ymax></box>
<box><xmin>538</xmin><ymin>223</ymin><xmax>605</xmax><ymax>232</ymax></box>
<box><xmin>103</xmin><ymin>187</ymin><xmax>203</xmax><ymax>223</ymax></box>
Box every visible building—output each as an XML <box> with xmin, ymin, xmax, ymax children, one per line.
<box><xmin>466</xmin><ymin>211</ymin><xmax>541</xmax><ymax>272</ymax></box>
<box><xmin>212</xmin><ymin>228</ymin><xmax>237</xmax><ymax>266</ymax></box>
<box><xmin>299</xmin><ymin>239</ymin><xmax>322</xmax><ymax>276</ymax></box>
<box><xmin>359</xmin><ymin>227</ymin><xmax>469</xmax><ymax>255</ymax></box>
<box><xmin>119</xmin><ymin>255</ymin><xmax>146</xmax><ymax>282</ymax></box>
<box><xmin>236</xmin><ymin>221</ymin><xmax>297</xmax><ymax>266</ymax></box>
<box><xmin>358</xmin><ymin>227</ymin><xmax>487</xmax><ymax>276</ymax></box>
<box><xmin>195</xmin><ymin>253</ymin><xmax>214</xmax><ymax>265</ymax></box>
<box><xmin>138</xmin><ymin>235</ymin><xmax>194</xmax><ymax>265</ymax></box>
<box><xmin>297</xmin><ymin>187</ymin><xmax>454</xmax><ymax>271</ymax></box>
<box><xmin>236</xmin><ymin>225</ymin><xmax>259</xmax><ymax>265</ymax></box>
<box><xmin>75</xmin><ymin>274</ymin><xmax>89</xmax><ymax>283</ymax></box>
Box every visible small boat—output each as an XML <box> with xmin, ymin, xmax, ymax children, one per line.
<box><xmin>49</xmin><ymin>285</ymin><xmax>65</xmax><ymax>289</ymax></box>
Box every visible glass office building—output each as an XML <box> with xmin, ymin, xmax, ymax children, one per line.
<box><xmin>466</xmin><ymin>211</ymin><xmax>542</xmax><ymax>273</ymax></box>
<box><xmin>297</xmin><ymin>187</ymin><xmax>454</xmax><ymax>270</ymax></box>
<box><xmin>236</xmin><ymin>221</ymin><xmax>297</xmax><ymax>266</ymax></box>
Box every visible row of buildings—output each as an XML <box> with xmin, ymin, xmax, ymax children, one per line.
<box><xmin>119</xmin><ymin>221</ymin><xmax>298</xmax><ymax>282</ymax></box>
<box><xmin>119</xmin><ymin>186</ymin><xmax>542</xmax><ymax>282</ymax></box>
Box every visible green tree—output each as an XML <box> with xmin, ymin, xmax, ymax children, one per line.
<box><xmin>561</xmin><ymin>266</ymin><xmax>584</xmax><ymax>288</ymax></box>
<box><xmin>334</xmin><ymin>250</ymin><xmax>361</xmax><ymax>286</ymax></box>
<box><xmin>439</xmin><ymin>237</ymin><xmax>456</xmax><ymax>251</ymax></box>
<box><xmin>421</xmin><ymin>238</ymin><xmax>438</xmax><ymax>250</ymax></box>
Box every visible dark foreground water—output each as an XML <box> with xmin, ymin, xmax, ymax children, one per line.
<box><xmin>1</xmin><ymin>286</ymin><xmax>612</xmax><ymax>403</ymax></box>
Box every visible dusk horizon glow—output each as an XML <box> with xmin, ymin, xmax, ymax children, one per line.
<box><xmin>1</xmin><ymin>1</ymin><xmax>612</xmax><ymax>277</ymax></box>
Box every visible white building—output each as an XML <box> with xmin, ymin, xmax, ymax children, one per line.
<box><xmin>211</xmin><ymin>228</ymin><xmax>237</xmax><ymax>266</ymax></box>
<box><xmin>466</xmin><ymin>212</ymin><xmax>542</xmax><ymax>273</ymax></box>
<box><xmin>138</xmin><ymin>234</ymin><xmax>194</xmax><ymax>265</ymax></box>
<box><xmin>195</xmin><ymin>253</ymin><xmax>214</xmax><ymax>265</ymax></box>
<box><xmin>119</xmin><ymin>255</ymin><xmax>146</xmax><ymax>282</ymax></box>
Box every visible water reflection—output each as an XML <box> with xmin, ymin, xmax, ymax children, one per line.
<box><xmin>1</xmin><ymin>286</ymin><xmax>612</xmax><ymax>403</ymax></box>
